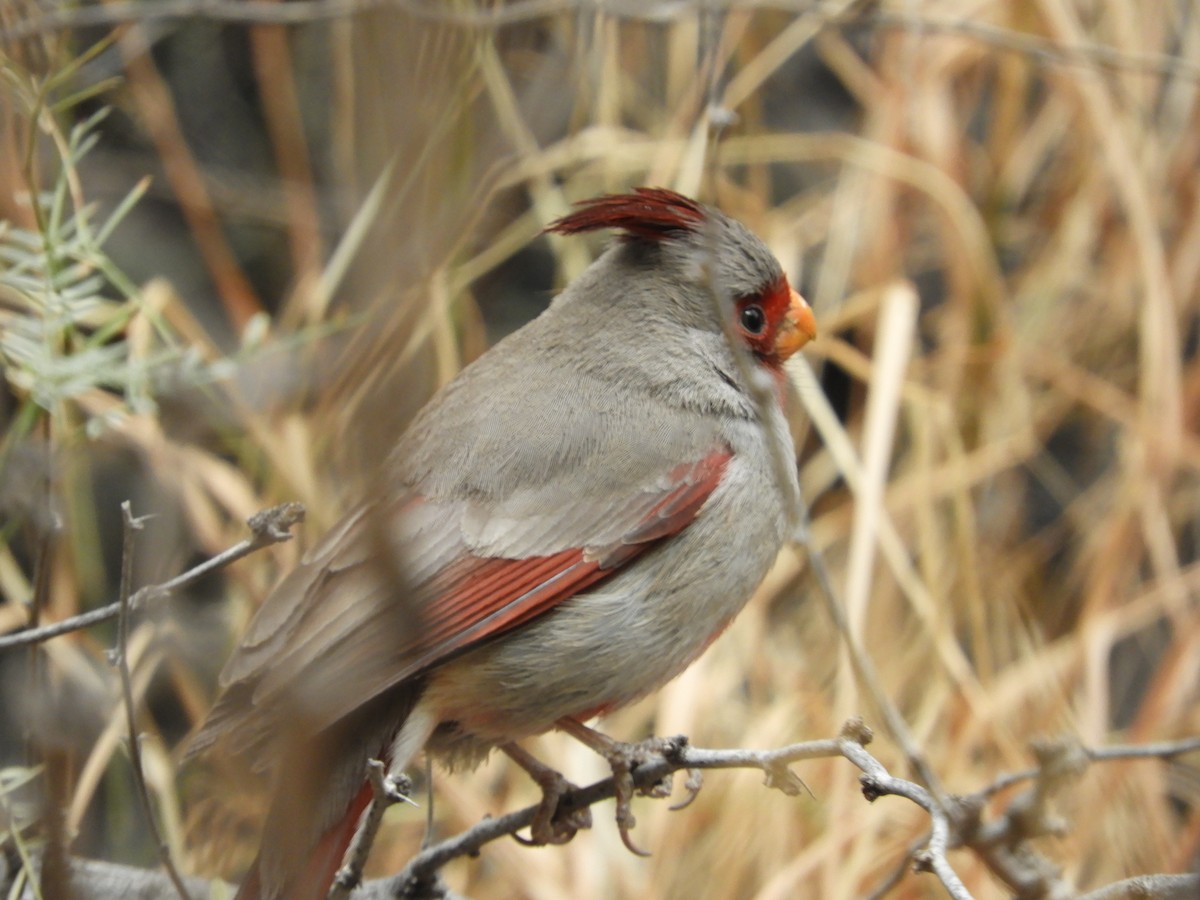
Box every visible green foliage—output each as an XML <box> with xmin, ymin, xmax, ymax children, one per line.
<box><xmin>0</xmin><ymin>106</ymin><xmax>179</xmax><ymax>437</ymax></box>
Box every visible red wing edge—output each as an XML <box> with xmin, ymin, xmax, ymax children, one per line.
<box><xmin>404</xmin><ymin>446</ymin><xmax>733</xmax><ymax>674</ymax></box>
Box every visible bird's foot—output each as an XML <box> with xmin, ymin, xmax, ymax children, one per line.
<box><xmin>556</xmin><ymin>719</ymin><xmax>702</xmax><ymax>856</ymax></box>
<box><xmin>501</xmin><ymin>743</ymin><xmax>593</xmax><ymax>846</ymax></box>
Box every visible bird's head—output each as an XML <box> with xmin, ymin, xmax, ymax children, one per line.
<box><xmin>547</xmin><ymin>188</ymin><xmax>816</xmax><ymax>369</ymax></box>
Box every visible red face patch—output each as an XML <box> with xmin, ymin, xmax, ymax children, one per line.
<box><xmin>735</xmin><ymin>275</ymin><xmax>793</xmax><ymax>365</ymax></box>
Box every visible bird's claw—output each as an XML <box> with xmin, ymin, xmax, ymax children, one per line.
<box><xmin>606</xmin><ymin>754</ymin><xmax>651</xmax><ymax>856</ymax></box>
<box><xmin>583</xmin><ymin>733</ymin><xmax>692</xmax><ymax>857</ymax></box>
<box><xmin>502</xmin><ymin>743</ymin><xmax>593</xmax><ymax>846</ymax></box>
<box><xmin>669</xmin><ymin>767</ymin><xmax>704</xmax><ymax>811</ymax></box>
<box><xmin>522</xmin><ymin>768</ymin><xmax>593</xmax><ymax>846</ymax></box>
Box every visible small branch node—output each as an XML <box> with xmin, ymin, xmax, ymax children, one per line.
<box><xmin>248</xmin><ymin>501</ymin><xmax>306</xmax><ymax>544</ymax></box>
<box><xmin>859</xmin><ymin>774</ymin><xmax>886</xmax><ymax>803</ymax></box>
<box><xmin>384</xmin><ymin>772</ymin><xmax>419</xmax><ymax>807</ymax></box>
<box><xmin>840</xmin><ymin>717</ymin><xmax>874</xmax><ymax>746</ymax></box>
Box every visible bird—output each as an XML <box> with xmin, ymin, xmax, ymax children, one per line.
<box><xmin>188</xmin><ymin>187</ymin><xmax>817</xmax><ymax>900</ymax></box>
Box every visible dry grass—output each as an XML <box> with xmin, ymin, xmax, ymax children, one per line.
<box><xmin>2</xmin><ymin>1</ymin><xmax>1199</xmax><ymax>898</ymax></box>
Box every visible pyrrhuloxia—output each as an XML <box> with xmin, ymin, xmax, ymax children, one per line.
<box><xmin>190</xmin><ymin>188</ymin><xmax>817</xmax><ymax>900</ymax></box>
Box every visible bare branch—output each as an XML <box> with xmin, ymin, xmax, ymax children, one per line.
<box><xmin>7</xmin><ymin>723</ymin><xmax>1197</xmax><ymax>900</ymax></box>
<box><xmin>3</xmin><ymin>855</ymin><xmax>211</xmax><ymax>899</ymax></box>
<box><xmin>1088</xmin><ymin>737</ymin><xmax>1200</xmax><ymax>762</ymax></box>
<box><xmin>1077</xmin><ymin>874</ymin><xmax>1200</xmax><ymax>900</ymax></box>
<box><xmin>110</xmin><ymin>502</ymin><xmax>191</xmax><ymax>900</ymax></box>
<box><xmin>0</xmin><ymin>503</ymin><xmax>305</xmax><ymax>652</ymax></box>
<box><xmin>834</xmin><ymin>729</ymin><xmax>973</xmax><ymax>900</ymax></box>
<box><xmin>956</xmin><ymin>736</ymin><xmax>1200</xmax><ymax>899</ymax></box>
<box><xmin>372</xmin><ymin>719</ymin><xmax>1197</xmax><ymax>900</ymax></box>
<box><xmin>385</xmin><ymin>720</ymin><xmax>976</xmax><ymax>899</ymax></box>
<box><xmin>328</xmin><ymin>761</ymin><xmax>416</xmax><ymax>900</ymax></box>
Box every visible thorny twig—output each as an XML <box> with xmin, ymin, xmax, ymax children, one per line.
<box><xmin>4</xmin><ymin>722</ymin><xmax>1196</xmax><ymax>899</ymax></box>
<box><xmin>110</xmin><ymin>502</ymin><xmax>192</xmax><ymax>900</ymax></box>
<box><xmin>380</xmin><ymin>720</ymin><xmax>982</xmax><ymax>900</ymax></box>
<box><xmin>375</xmin><ymin>721</ymin><xmax>1199</xmax><ymax>900</ymax></box>
<box><xmin>0</xmin><ymin>502</ymin><xmax>306</xmax><ymax>651</ymax></box>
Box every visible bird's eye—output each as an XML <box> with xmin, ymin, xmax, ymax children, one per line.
<box><xmin>740</xmin><ymin>303</ymin><xmax>766</xmax><ymax>335</ymax></box>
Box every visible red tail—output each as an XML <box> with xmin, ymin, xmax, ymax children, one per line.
<box><xmin>234</xmin><ymin>779</ymin><xmax>375</xmax><ymax>900</ymax></box>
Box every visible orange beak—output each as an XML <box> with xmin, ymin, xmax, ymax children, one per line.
<box><xmin>774</xmin><ymin>286</ymin><xmax>817</xmax><ymax>360</ymax></box>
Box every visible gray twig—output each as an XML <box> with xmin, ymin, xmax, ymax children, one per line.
<box><xmin>389</xmin><ymin>720</ymin><xmax>975</xmax><ymax>900</ymax></box>
<box><xmin>328</xmin><ymin>761</ymin><xmax>416</xmax><ymax>900</ymax></box>
<box><xmin>6</xmin><ymin>724</ymin><xmax>1196</xmax><ymax>900</ymax></box>
<box><xmin>0</xmin><ymin>502</ymin><xmax>305</xmax><ymax>651</ymax></box>
<box><xmin>110</xmin><ymin>502</ymin><xmax>193</xmax><ymax>900</ymax></box>
<box><xmin>1077</xmin><ymin>874</ymin><xmax>1200</xmax><ymax>900</ymax></box>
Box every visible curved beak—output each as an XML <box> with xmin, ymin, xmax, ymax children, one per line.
<box><xmin>774</xmin><ymin>286</ymin><xmax>817</xmax><ymax>360</ymax></box>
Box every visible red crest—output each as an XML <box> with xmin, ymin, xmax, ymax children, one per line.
<box><xmin>546</xmin><ymin>188</ymin><xmax>706</xmax><ymax>241</ymax></box>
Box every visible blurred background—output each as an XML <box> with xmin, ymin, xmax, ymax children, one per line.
<box><xmin>1</xmin><ymin>1</ymin><xmax>1198</xmax><ymax>897</ymax></box>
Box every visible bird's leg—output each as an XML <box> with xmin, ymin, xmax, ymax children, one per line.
<box><xmin>500</xmin><ymin>742</ymin><xmax>593</xmax><ymax>846</ymax></box>
<box><xmin>555</xmin><ymin>718</ymin><xmax>701</xmax><ymax>856</ymax></box>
